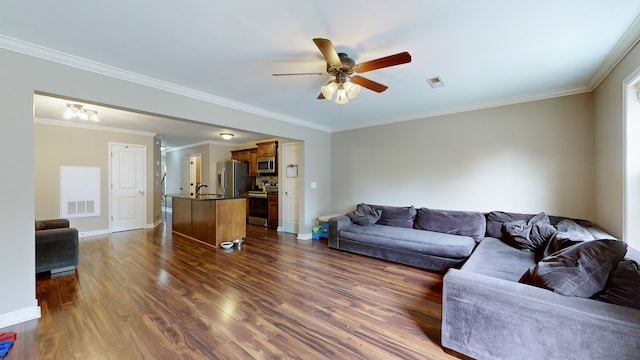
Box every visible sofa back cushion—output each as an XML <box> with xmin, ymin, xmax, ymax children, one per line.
<box><xmin>414</xmin><ymin>208</ymin><xmax>486</xmax><ymax>242</ymax></box>
<box><xmin>369</xmin><ymin>205</ymin><xmax>416</xmax><ymax>228</ymax></box>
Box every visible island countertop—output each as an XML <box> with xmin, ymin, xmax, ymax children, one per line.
<box><xmin>167</xmin><ymin>194</ymin><xmax>246</xmax><ymax>201</ymax></box>
<box><xmin>171</xmin><ymin>196</ymin><xmax>246</xmax><ymax>247</ymax></box>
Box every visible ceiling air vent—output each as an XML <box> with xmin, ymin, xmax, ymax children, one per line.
<box><xmin>427</xmin><ymin>76</ymin><xmax>445</xmax><ymax>88</ymax></box>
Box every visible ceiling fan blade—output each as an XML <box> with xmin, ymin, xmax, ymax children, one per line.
<box><xmin>272</xmin><ymin>72</ymin><xmax>327</xmax><ymax>76</ymax></box>
<box><xmin>350</xmin><ymin>75</ymin><xmax>388</xmax><ymax>93</ymax></box>
<box><xmin>317</xmin><ymin>92</ymin><xmax>325</xmax><ymax>100</ymax></box>
<box><xmin>313</xmin><ymin>38</ymin><xmax>342</xmax><ymax>67</ymax></box>
<box><xmin>354</xmin><ymin>52</ymin><xmax>412</xmax><ymax>73</ymax></box>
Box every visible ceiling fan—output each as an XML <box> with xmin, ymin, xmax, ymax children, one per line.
<box><xmin>272</xmin><ymin>38</ymin><xmax>411</xmax><ymax>104</ymax></box>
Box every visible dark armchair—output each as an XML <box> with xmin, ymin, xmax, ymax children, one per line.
<box><xmin>35</xmin><ymin>219</ymin><xmax>79</xmax><ymax>274</ymax></box>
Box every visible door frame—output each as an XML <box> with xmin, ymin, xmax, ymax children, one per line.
<box><xmin>623</xmin><ymin>64</ymin><xmax>640</xmax><ymax>250</ymax></box>
<box><xmin>281</xmin><ymin>141</ymin><xmax>301</xmax><ymax>234</ymax></box>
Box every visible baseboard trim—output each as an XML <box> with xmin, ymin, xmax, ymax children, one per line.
<box><xmin>0</xmin><ymin>304</ymin><xmax>41</xmax><ymax>329</ymax></box>
<box><xmin>148</xmin><ymin>219</ymin><xmax>163</xmax><ymax>228</ymax></box>
<box><xmin>79</xmin><ymin>229</ymin><xmax>109</xmax><ymax>238</ymax></box>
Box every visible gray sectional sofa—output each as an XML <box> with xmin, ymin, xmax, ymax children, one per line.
<box><xmin>329</xmin><ymin>204</ymin><xmax>640</xmax><ymax>359</ymax></box>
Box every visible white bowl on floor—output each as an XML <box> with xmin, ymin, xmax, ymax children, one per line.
<box><xmin>220</xmin><ymin>242</ymin><xmax>234</xmax><ymax>249</ymax></box>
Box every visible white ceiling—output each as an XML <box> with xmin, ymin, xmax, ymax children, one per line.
<box><xmin>3</xmin><ymin>1</ymin><xmax>640</xmax><ymax>147</ymax></box>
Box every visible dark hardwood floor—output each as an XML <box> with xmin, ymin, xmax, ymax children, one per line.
<box><xmin>2</xmin><ymin>215</ymin><xmax>467</xmax><ymax>359</ymax></box>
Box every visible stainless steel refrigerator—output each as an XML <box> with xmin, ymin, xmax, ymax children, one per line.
<box><xmin>216</xmin><ymin>161</ymin><xmax>254</xmax><ymax>198</ymax></box>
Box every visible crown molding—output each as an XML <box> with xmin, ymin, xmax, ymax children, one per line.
<box><xmin>332</xmin><ymin>85</ymin><xmax>591</xmax><ymax>133</ymax></box>
<box><xmin>587</xmin><ymin>14</ymin><xmax>640</xmax><ymax>89</ymax></box>
<box><xmin>0</xmin><ymin>35</ymin><xmax>332</xmax><ymax>133</ymax></box>
<box><xmin>35</xmin><ymin>117</ymin><xmax>157</xmax><ymax>137</ymax></box>
<box><xmin>164</xmin><ymin>140</ymin><xmax>235</xmax><ymax>153</ymax></box>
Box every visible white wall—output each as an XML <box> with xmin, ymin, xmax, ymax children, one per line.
<box><xmin>331</xmin><ymin>94</ymin><xmax>596</xmax><ymax>221</ymax></box>
<box><xmin>594</xmin><ymin>40</ymin><xmax>640</xmax><ymax>239</ymax></box>
<box><xmin>0</xmin><ymin>47</ymin><xmax>332</xmax><ymax>327</ymax></box>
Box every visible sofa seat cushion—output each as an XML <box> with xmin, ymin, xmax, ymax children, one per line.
<box><xmin>339</xmin><ymin>224</ymin><xmax>476</xmax><ymax>259</ymax></box>
<box><xmin>461</xmin><ymin>237</ymin><xmax>536</xmax><ymax>281</ymax></box>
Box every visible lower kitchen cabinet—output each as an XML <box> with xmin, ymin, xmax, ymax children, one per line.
<box><xmin>268</xmin><ymin>192</ymin><xmax>278</xmax><ymax>229</ymax></box>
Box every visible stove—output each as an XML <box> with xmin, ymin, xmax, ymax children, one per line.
<box><xmin>248</xmin><ymin>191</ymin><xmax>268</xmax><ymax>226</ymax></box>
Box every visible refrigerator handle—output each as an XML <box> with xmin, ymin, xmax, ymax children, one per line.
<box><xmin>218</xmin><ymin>167</ymin><xmax>225</xmax><ymax>196</ymax></box>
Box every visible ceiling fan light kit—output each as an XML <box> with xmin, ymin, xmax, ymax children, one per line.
<box><xmin>273</xmin><ymin>38</ymin><xmax>411</xmax><ymax>105</ymax></box>
<box><xmin>321</xmin><ymin>79</ymin><xmax>362</xmax><ymax>104</ymax></box>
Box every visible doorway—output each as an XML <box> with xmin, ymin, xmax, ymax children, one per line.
<box><xmin>109</xmin><ymin>143</ymin><xmax>147</xmax><ymax>232</ymax></box>
<box><xmin>181</xmin><ymin>153</ymin><xmax>201</xmax><ymax>196</ymax></box>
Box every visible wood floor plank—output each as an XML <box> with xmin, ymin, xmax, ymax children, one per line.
<box><xmin>1</xmin><ymin>214</ymin><xmax>468</xmax><ymax>359</ymax></box>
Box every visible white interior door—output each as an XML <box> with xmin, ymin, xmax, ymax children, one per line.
<box><xmin>181</xmin><ymin>156</ymin><xmax>190</xmax><ymax>195</ymax></box>
<box><xmin>282</xmin><ymin>142</ymin><xmax>300</xmax><ymax>234</ymax></box>
<box><xmin>110</xmin><ymin>143</ymin><xmax>146</xmax><ymax>232</ymax></box>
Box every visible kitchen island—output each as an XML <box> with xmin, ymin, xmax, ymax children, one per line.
<box><xmin>170</xmin><ymin>195</ymin><xmax>246</xmax><ymax>248</ymax></box>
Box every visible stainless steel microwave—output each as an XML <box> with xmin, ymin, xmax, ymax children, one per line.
<box><xmin>257</xmin><ymin>157</ymin><xmax>276</xmax><ymax>174</ymax></box>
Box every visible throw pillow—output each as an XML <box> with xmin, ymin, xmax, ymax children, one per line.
<box><xmin>593</xmin><ymin>259</ymin><xmax>640</xmax><ymax>309</ymax></box>
<box><xmin>502</xmin><ymin>212</ymin><xmax>555</xmax><ymax>251</ymax></box>
<box><xmin>371</xmin><ymin>205</ymin><xmax>416</xmax><ymax>228</ymax></box>
<box><xmin>543</xmin><ymin>219</ymin><xmax>596</xmax><ymax>258</ymax></box>
<box><xmin>519</xmin><ymin>239</ymin><xmax>628</xmax><ymax>297</ymax></box>
<box><xmin>485</xmin><ymin>211</ymin><xmax>537</xmax><ymax>239</ymax></box>
<box><xmin>346</xmin><ymin>203</ymin><xmax>382</xmax><ymax>226</ymax></box>
<box><xmin>413</xmin><ymin>208</ymin><xmax>486</xmax><ymax>242</ymax></box>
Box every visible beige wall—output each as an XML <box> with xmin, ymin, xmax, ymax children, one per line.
<box><xmin>331</xmin><ymin>94</ymin><xmax>596</xmax><ymax>221</ymax></box>
<box><xmin>0</xmin><ymin>47</ymin><xmax>332</xmax><ymax>326</ymax></box>
<box><xmin>34</xmin><ymin>121</ymin><xmax>156</xmax><ymax>233</ymax></box>
<box><xmin>164</xmin><ymin>142</ymin><xmax>236</xmax><ymax>203</ymax></box>
<box><xmin>594</xmin><ymin>41</ymin><xmax>640</xmax><ymax>240</ymax></box>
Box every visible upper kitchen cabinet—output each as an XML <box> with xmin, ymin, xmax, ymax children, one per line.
<box><xmin>230</xmin><ymin>149</ymin><xmax>249</xmax><ymax>163</ymax></box>
<box><xmin>257</xmin><ymin>141</ymin><xmax>278</xmax><ymax>158</ymax></box>
<box><xmin>230</xmin><ymin>148</ymin><xmax>259</xmax><ymax>176</ymax></box>
<box><xmin>247</xmin><ymin>149</ymin><xmax>258</xmax><ymax>176</ymax></box>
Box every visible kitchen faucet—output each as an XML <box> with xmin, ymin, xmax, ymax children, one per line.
<box><xmin>195</xmin><ymin>184</ymin><xmax>208</xmax><ymax>196</ymax></box>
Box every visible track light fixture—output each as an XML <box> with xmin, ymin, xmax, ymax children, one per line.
<box><xmin>63</xmin><ymin>103</ymin><xmax>99</xmax><ymax>122</ymax></box>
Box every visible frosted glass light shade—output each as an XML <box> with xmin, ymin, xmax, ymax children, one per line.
<box><xmin>343</xmin><ymin>81</ymin><xmax>361</xmax><ymax>99</ymax></box>
<box><xmin>321</xmin><ymin>81</ymin><xmax>338</xmax><ymax>100</ymax></box>
<box><xmin>87</xmin><ymin>110</ymin><xmax>99</xmax><ymax>122</ymax></box>
<box><xmin>335</xmin><ymin>86</ymin><xmax>349</xmax><ymax>104</ymax></box>
<box><xmin>63</xmin><ymin>104</ymin><xmax>74</xmax><ymax>119</ymax></box>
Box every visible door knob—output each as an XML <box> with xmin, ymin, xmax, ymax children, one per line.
<box><xmin>138</xmin><ymin>190</ymin><xmax>145</xmax><ymax>195</ymax></box>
